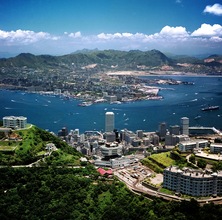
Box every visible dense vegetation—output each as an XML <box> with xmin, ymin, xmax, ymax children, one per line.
<box><xmin>1</xmin><ymin>166</ymin><xmax>222</xmax><ymax>219</ymax></box>
<box><xmin>0</xmin><ymin>126</ymin><xmax>81</xmax><ymax>166</ymax></box>
<box><xmin>0</xmin><ymin>49</ymin><xmax>221</xmax><ymax>73</ymax></box>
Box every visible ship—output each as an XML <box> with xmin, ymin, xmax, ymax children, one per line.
<box><xmin>201</xmin><ymin>105</ymin><xmax>219</xmax><ymax>111</ymax></box>
<box><xmin>78</xmin><ymin>101</ymin><xmax>92</xmax><ymax>107</ymax></box>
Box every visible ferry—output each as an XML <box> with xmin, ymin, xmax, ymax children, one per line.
<box><xmin>201</xmin><ymin>105</ymin><xmax>219</xmax><ymax>111</ymax></box>
<box><xmin>78</xmin><ymin>101</ymin><xmax>92</xmax><ymax>107</ymax></box>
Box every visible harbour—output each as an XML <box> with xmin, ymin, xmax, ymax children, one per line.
<box><xmin>0</xmin><ymin>75</ymin><xmax>222</xmax><ymax>134</ymax></box>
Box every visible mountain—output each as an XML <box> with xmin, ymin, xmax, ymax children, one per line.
<box><xmin>0</xmin><ymin>49</ymin><xmax>221</xmax><ymax>74</ymax></box>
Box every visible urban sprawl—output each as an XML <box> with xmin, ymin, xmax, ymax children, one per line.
<box><xmin>2</xmin><ymin>109</ymin><xmax>222</xmax><ymax>203</ymax></box>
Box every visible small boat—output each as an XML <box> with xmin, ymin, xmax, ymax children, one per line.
<box><xmin>201</xmin><ymin>105</ymin><xmax>219</xmax><ymax>111</ymax></box>
<box><xmin>194</xmin><ymin>115</ymin><xmax>201</xmax><ymax>120</ymax></box>
<box><xmin>78</xmin><ymin>101</ymin><xmax>92</xmax><ymax>107</ymax></box>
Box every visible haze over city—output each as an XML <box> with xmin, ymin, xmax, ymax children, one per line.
<box><xmin>0</xmin><ymin>0</ymin><xmax>222</xmax><ymax>56</ymax></box>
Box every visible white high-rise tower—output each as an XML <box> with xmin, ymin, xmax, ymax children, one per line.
<box><xmin>105</xmin><ymin>112</ymin><xmax>115</xmax><ymax>132</ymax></box>
<box><xmin>181</xmin><ymin>117</ymin><xmax>189</xmax><ymax>136</ymax></box>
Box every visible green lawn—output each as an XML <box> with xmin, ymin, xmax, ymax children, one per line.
<box><xmin>149</xmin><ymin>152</ymin><xmax>175</xmax><ymax>167</ymax></box>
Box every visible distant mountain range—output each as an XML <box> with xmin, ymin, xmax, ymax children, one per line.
<box><xmin>0</xmin><ymin>49</ymin><xmax>222</xmax><ymax>74</ymax></box>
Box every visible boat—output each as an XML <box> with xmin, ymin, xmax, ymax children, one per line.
<box><xmin>194</xmin><ymin>115</ymin><xmax>201</xmax><ymax>120</ymax></box>
<box><xmin>78</xmin><ymin>101</ymin><xmax>92</xmax><ymax>107</ymax></box>
<box><xmin>201</xmin><ymin>105</ymin><xmax>219</xmax><ymax>111</ymax></box>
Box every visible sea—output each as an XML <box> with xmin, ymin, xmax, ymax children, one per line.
<box><xmin>1</xmin><ymin>75</ymin><xmax>222</xmax><ymax>134</ymax></box>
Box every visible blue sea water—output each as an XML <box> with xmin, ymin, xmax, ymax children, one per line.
<box><xmin>0</xmin><ymin>76</ymin><xmax>222</xmax><ymax>134</ymax></box>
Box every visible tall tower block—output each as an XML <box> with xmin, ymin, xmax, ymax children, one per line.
<box><xmin>105</xmin><ymin>112</ymin><xmax>115</xmax><ymax>132</ymax></box>
<box><xmin>181</xmin><ymin>117</ymin><xmax>189</xmax><ymax>136</ymax></box>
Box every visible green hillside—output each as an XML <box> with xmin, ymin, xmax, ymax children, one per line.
<box><xmin>0</xmin><ymin>125</ymin><xmax>81</xmax><ymax>166</ymax></box>
<box><xmin>0</xmin><ymin>49</ymin><xmax>176</xmax><ymax>70</ymax></box>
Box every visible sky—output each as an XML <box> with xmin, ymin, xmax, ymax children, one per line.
<box><xmin>0</xmin><ymin>0</ymin><xmax>222</xmax><ymax>56</ymax></box>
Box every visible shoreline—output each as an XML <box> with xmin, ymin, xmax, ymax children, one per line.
<box><xmin>106</xmin><ymin>70</ymin><xmax>222</xmax><ymax>77</ymax></box>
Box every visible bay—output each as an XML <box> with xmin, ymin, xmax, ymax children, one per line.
<box><xmin>0</xmin><ymin>75</ymin><xmax>222</xmax><ymax>134</ymax></box>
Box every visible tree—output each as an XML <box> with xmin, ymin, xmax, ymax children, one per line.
<box><xmin>197</xmin><ymin>158</ymin><xmax>207</xmax><ymax>169</ymax></box>
<box><xmin>189</xmin><ymin>154</ymin><xmax>196</xmax><ymax>164</ymax></box>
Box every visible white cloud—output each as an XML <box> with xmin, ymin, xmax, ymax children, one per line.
<box><xmin>97</xmin><ymin>32</ymin><xmax>145</xmax><ymax>40</ymax></box>
<box><xmin>0</xmin><ymin>29</ymin><xmax>58</xmax><ymax>44</ymax></box>
<box><xmin>191</xmin><ymin>23</ymin><xmax>222</xmax><ymax>37</ymax></box>
<box><xmin>1</xmin><ymin>25</ymin><xmax>222</xmax><ymax>55</ymax></box>
<box><xmin>159</xmin><ymin>25</ymin><xmax>189</xmax><ymax>37</ymax></box>
<box><xmin>68</xmin><ymin>31</ymin><xmax>82</xmax><ymax>38</ymax></box>
<box><xmin>210</xmin><ymin>36</ymin><xmax>222</xmax><ymax>42</ymax></box>
<box><xmin>204</xmin><ymin>3</ymin><xmax>222</xmax><ymax>16</ymax></box>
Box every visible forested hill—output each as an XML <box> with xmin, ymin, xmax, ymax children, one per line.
<box><xmin>0</xmin><ymin>49</ymin><xmax>222</xmax><ymax>74</ymax></box>
<box><xmin>0</xmin><ymin>125</ymin><xmax>82</xmax><ymax>166</ymax></box>
<box><xmin>0</xmin><ymin>49</ymin><xmax>172</xmax><ymax>68</ymax></box>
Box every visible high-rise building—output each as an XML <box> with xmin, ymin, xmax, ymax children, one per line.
<box><xmin>136</xmin><ymin>130</ymin><xmax>143</xmax><ymax>139</ymax></box>
<box><xmin>181</xmin><ymin>117</ymin><xmax>189</xmax><ymax>136</ymax></box>
<box><xmin>105</xmin><ymin>112</ymin><xmax>115</xmax><ymax>132</ymax></box>
<box><xmin>170</xmin><ymin>125</ymin><xmax>180</xmax><ymax>135</ymax></box>
<box><xmin>159</xmin><ymin>122</ymin><xmax>167</xmax><ymax>139</ymax></box>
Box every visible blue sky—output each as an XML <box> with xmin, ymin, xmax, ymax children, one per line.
<box><xmin>0</xmin><ymin>0</ymin><xmax>222</xmax><ymax>56</ymax></box>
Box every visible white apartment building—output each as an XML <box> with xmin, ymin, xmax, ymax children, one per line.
<box><xmin>210</xmin><ymin>143</ymin><xmax>222</xmax><ymax>154</ymax></box>
<box><xmin>3</xmin><ymin>116</ymin><xmax>27</xmax><ymax>129</ymax></box>
<box><xmin>163</xmin><ymin>166</ymin><xmax>222</xmax><ymax>197</ymax></box>
<box><xmin>179</xmin><ymin>139</ymin><xmax>208</xmax><ymax>152</ymax></box>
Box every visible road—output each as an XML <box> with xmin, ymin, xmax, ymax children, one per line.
<box><xmin>113</xmin><ymin>165</ymin><xmax>222</xmax><ymax>204</ymax></box>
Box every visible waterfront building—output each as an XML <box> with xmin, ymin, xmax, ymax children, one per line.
<box><xmin>165</xmin><ymin>134</ymin><xmax>189</xmax><ymax>147</ymax></box>
<box><xmin>210</xmin><ymin>143</ymin><xmax>222</xmax><ymax>154</ymax></box>
<box><xmin>74</xmin><ymin>129</ymin><xmax>79</xmax><ymax>136</ymax></box>
<box><xmin>3</xmin><ymin>116</ymin><xmax>27</xmax><ymax>129</ymax></box>
<box><xmin>58</xmin><ymin>127</ymin><xmax>68</xmax><ymax>137</ymax></box>
<box><xmin>54</xmin><ymin>89</ymin><xmax>61</xmax><ymax>95</ymax></box>
<box><xmin>158</xmin><ymin>122</ymin><xmax>167</xmax><ymax>139</ymax></box>
<box><xmin>181</xmin><ymin>117</ymin><xmax>189</xmax><ymax>136</ymax></box>
<box><xmin>170</xmin><ymin>125</ymin><xmax>180</xmax><ymax>135</ymax></box>
<box><xmin>105</xmin><ymin>95</ymin><xmax>117</xmax><ymax>103</ymax></box>
<box><xmin>179</xmin><ymin>139</ymin><xmax>208</xmax><ymax>152</ymax></box>
<box><xmin>163</xmin><ymin>166</ymin><xmax>222</xmax><ymax>197</ymax></box>
<box><xmin>105</xmin><ymin>112</ymin><xmax>115</xmax><ymax>132</ymax></box>
<box><xmin>189</xmin><ymin>127</ymin><xmax>216</xmax><ymax>136</ymax></box>
<box><xmin>136</xmin><ymin>130</ymin><xmax>143</xmax><ymax>139</ymax></box>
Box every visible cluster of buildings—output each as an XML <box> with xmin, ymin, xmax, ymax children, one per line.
<box><xmin>55</xmin><ymin>112</ymin><xmax>222</xmax><ymax>171</ymax></box>
<box><xmin>3</xmin><ymin>112</ymin><xmax>222</xmax><ymax>197</ymax></box>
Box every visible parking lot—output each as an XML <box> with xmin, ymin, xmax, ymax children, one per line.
<box><xmin>114</xmin><ymin>163</ymin><xmax>163</xmax><ymax>187</ymax></box>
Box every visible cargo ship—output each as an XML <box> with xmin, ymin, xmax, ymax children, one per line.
<box><xmin>201</xmin><ymin>105</ymin><xmax>219</xmax><ymax>111</ymax></box>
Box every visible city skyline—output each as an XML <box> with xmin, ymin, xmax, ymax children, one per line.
<box><xmin>0</xmin><ymin>0</ymin><xmax>222</xmax><ymax>56</ymax></box>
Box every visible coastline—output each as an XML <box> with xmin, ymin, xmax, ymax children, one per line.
<box><xmin>106</xmin><ymin>70</ymin><xmax>222</xmax><ymax>77</ymax></box>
